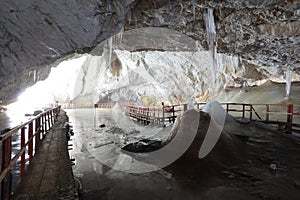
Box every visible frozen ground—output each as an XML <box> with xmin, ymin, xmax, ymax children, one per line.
<box><xmin>1</xmin><ymin>82</ymin><xmax>299</xmax><ymax>199</ymax></box>
<box><xmin>66</xmin><ymin>104</ymin><xmax>300</xmax><ymax>199</ymax></box>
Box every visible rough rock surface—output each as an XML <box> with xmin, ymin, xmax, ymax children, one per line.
<box><xmin>128</xmin><ymin>0</ymin><xmax>299</xmax><ymax>72</ymax></box>
<box><xmin>0</xmin><ymin>0</ymin><xmax>299</xmax><ymax>103</ymax></box>
<box><xmin>0</xmin><ymin>0</ymin><xmax>136</xmax><ymax>103</ymax></box>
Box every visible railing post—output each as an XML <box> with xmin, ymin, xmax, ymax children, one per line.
<box><xmin>47</xmin><ymin>111</ymin><xmax>51</xmax><ymax>130</ymax></box>
<box><xmin>41</xmin><ymin>114</ymin><xmax>45</xmax><ymax>138</ymax></box>
<box><xmin>183</xmin><ymin>104</ymin><xmax>188</xmax><ymax>112</ymax></box>
<box><xmin>249</xmin><ymin>105</ymin><xmax>253</xmax><ymax>121</ymax></box>
<box><xmin>1</xmin><ymin>133</ymin><xmax>12</xmax><ymax>200</ymax></box>
<box><xmin>35</xmin><ymin>118</ymin><xmax>40</xmax><ymax>151</ymax></box>
<box><xmin>162</xmin><ymin>102</ymin><xmax>165</xmax><ymax>126</ymax></box>
<box><xmin>44</xmin><ymin>113</ymin><xmax>47</xmax><ymax>132</ymax></box>
<box><xmin>20</xmin><ymin>127</ymin><xmax>25</xmax><ymax>179</ymax></box>
<box><xmin>226</xmin><ymin>103</ymin><xmax>229</xmax><ymax>113</ymax></box>
<box><xmin>242</xmin><ymin>104</ymin><xmax>245</xmax><ymax>118</ymax></box>
<box><xmin>28</xmin><ymin>122</ymin><xmax>33</xmax><ymax>163</ymax></box>
<box><xmin>266</xmin><ymin>104</ymin><xmax>269</xmax><ymax>122</ymax></box>
<box><xmin>172</xmin><ymin>106</ymin><xmax>175</xmax><ymax>123</ymax></box>
<box><xmin>286</xmin><ymin>104</ymin><xmax>293</xmax><ymax>134</ymax></box>
<box><xmin>50</xmin><ymin>110</ymin><xmax>54</xmax><ymax>126</ymax></box>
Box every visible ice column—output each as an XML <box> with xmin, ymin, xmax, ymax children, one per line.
<box><xmin>108</xmin><ymin>25</ymin><xmax>124</xmax><ymax>66</ymax></box>
<box><xmin>108</xmin><ymin>37</ymin><xmax>113</xmax><ymax>66</ymax></box>
<box><xmin>204</xmin><ymin>8</ymin><xmax>218</xmax><ymax>95</ymax></box>
<box><xmin>286</xmin><ymin>69</ymin><xmax>292</xmax><ymax>97</ymax></box>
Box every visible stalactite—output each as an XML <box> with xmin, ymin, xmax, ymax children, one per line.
<box><xmin>204</xmin><ymin>8</ymin><xmax>218</xmax><ymax>96</ymax></box>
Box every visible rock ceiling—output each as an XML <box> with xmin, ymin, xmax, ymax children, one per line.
<box><xmin>0</xmin><ymin>0</ymin><xmax>299</xmax><ymax>103</ymax></box>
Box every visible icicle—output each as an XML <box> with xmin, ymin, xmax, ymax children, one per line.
<box><xmin>108</xmin><ymin>37</ymin><xmax>113</xmax><ymax>66</ymax></box>
<box><xmin>192</xmin><ymin>0</ymin><xmax>196</xmax><ymax>22</ymax></box>
<box><xmin>204</xmin><ymin>9</ymin><xmax>216</xmax><ymax>46</ymax></box>
<box><xmin>127</xmin><ymin>11</ymin><xmax>132</xmax><ymax>25</ymax></box>
<box><xmin>286</xmin><ymin>69</ymin><xmax>292</xmax><ymax>97</ymax></box>
<box><xmin>33</xmin><ymin>69</ymin><xmax>37</xmax><ymax>82</ymax></box>
<box><xmin>204</xmin><ymin>8</ymin><xmax>217</xmax><ymax>94</ymax></box>
<box><xmin>118</xmin><ymin>25</ymin><xmax>124</xmax><ymax>42</ymax></box>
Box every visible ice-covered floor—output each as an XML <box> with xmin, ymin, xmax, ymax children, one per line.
<box><xmin>66</xmin><ymin>105</ymin><xmax>300</xmax><ymax>200</ymax></box>
<box><xmin>1</xmin><ymin>81</ymin><xmax>299</xmax><ymax>199</ymax></box>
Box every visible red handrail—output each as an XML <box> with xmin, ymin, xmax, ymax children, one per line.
<box><xmin>0</xmin><ymin>106</ymin><xmax>61</xmax><ymax>199</ymax></box>
<box><xmin>125</xmin><ymin>103</ymin><xmax>300</xmax><ymax>132</ymax></box>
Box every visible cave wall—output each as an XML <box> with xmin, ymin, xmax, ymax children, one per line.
<box><xmin>0</xmin><ymin>0</ymin><xmax>299</xmax><ymax>104</ymax></box>
<box><xmin>0</xmin><ymin>0</ymin><xmax>137</xmax><ymax>103</ymax></box>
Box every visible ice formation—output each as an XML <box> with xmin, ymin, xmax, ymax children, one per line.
<box><xmin>192</xmin><ymin>0</ymin><xmax>196</xmax><ymax>22</ymax></box>
<box><xmin>9</xmin><ymin>48</ymin><xmax>241</xmax><ymax>110</ymax></box>
<box><xmin>204</xmin><ymin>8</ymin><xmax>218</xmax><ymax>96</ymax></box>
<box><xmin>108</xmin><ymin>37</ymin><xmax>113</xmax><ymax>66</ymax></box>
<box><xmin>286</xmin><ymin>69</ymin><xmax>292</xmax><ymax>97</ymax></box>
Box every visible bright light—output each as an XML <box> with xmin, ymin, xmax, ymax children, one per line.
<box><xmin>7</xmin><ymin>55</ymin><xmax>88</xmax><ymax>116</ymax></box>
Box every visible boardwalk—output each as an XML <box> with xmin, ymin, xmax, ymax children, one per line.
<box><xmin>12</xmin><ymin>111</ymin><xmax>77</xmax><ymax>200</ymax></box>
<box><xmin>125</xmin><ymin>103</ymin><xmax>300</xmax><ymax>133</ymax></box>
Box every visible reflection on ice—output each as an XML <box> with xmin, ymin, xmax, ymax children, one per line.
<box><xmin>66</xmin><ymin>108</ymin><xmax>169</xmax><ymax>172</ymax></box>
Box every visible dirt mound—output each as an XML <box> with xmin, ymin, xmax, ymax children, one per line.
<box><xmin>122</xmin><ymin>104</ymin><xmax>253</xmax><ymax>177</ymax></box>
<box><xmin>165</xmin><ymin>110</ymin><xmax>253</xmax><ymax>178</ymax></box>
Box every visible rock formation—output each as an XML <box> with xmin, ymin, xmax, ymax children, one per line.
<box><xmin>0</xmin><ymin>0</ymin><xmax>299</xmax><ymax>103</ymax></box>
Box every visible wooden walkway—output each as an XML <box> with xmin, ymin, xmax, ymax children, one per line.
<box><xmin>125</xmin><ymin>102</ymin><xmax>300</xmax><ymax>133</ymax></box>
<box><xmin>0</xmin><ymin>109</ymin><xmax>77</xmax><ymax>200</ymax></box>
<box><xmin>11</xmin><ymin>110</ymin><xmax>77</xmax><ymax>200</ymax></box>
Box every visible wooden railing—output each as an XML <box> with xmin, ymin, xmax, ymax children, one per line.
<box><xmin>60</xmin><ymin>102</ymin><xmax>124</xmax><ymax>109</ymax></box>
<box><xmin>219</xmin><ymin>103</ymin><xmax>300</xmax><ymax>133</ymax></box>
<box><xmin>0</xmin><ymin>106</ymin><xmax>61</xmax><ymax>199</ymax></box>
<box><xmin>125</xmin><ymin>103</ymin><xmax>300</xmax><ymax>133</ymax></box>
